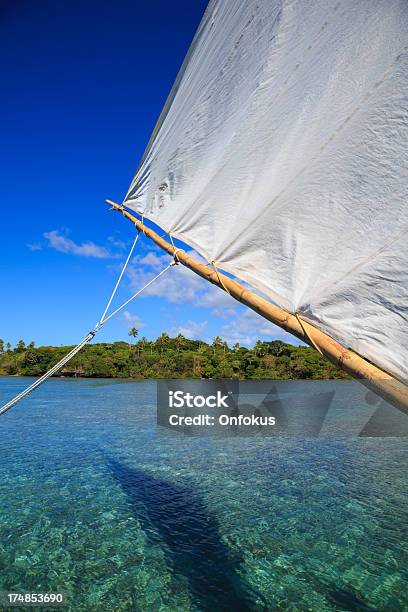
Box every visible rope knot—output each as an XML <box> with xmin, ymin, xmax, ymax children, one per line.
<box><xmin>141</xmin><ymin>214</ymin><xmax>147</xmax><ymax>235</ymax></box>
<box><xmin>172</xmin><ymin>248</ymin><xmax>183</xmax><ymax>264</ymax></box>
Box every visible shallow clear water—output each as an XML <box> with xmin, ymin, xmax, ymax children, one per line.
<box><xmin>0</xmin><ymin>377</ymin><xmax>407</xmax><ymax>611</ymax></box>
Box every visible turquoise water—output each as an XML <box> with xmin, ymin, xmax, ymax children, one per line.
<box><xmin>0</xmin><ymin>377</ymin><xmax>407</xmax><ymax>611</ymax></box>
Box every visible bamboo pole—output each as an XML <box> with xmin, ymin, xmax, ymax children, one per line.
<box><xmin>106</xmin><ymin>199</ymin><xmax>408</xmax><ymax>414</ymax></box>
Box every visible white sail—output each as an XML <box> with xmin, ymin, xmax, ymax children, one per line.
<box><xmin>123</xmin><ymin>0</ymin><xmax>408</xmax><ymax>383</ymax></box>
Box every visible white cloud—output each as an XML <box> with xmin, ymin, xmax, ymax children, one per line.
<box><xmin>128</xmin><ymin>262</ymin><xmax>200</xmax><ymax>304</ymax></box>
<box><xmin>122</xmin><ymin>311</ymin><xmax>144</xmax><ymax>329</ymax></box>
<box><xmin>199</xmin><ymin>287</ymin><xmax>236</xmax><ymax>310</ymax></box>
<box><xmin>126</xmin><ymin>244</ymin><xmax>301</xmax><ymax>346</ymax></box>
<box><xmin>27</xmin><ymin>243</ymin><xmax>42</xmax><ymax>251</ymax></box>
<box><xmin>138</xmin><ymin>252</ymin><xmax>165</xmax><ymax>269</ymax></box>
<box><xmin>169</xmin><ymin>320</ymin><xmax>208</xmax><ymax>340</ymax></box>
<box><xmin>43</xmin><ymin>230</ymin><xmax>116</xmax><ymax>259</ymax></box>
<box><xmin>127</xmin><ymin>249</ymin><xmax>237</xmax><ymax>311</ymax></box>
<box><xmin>221</xmin><ymin>308</ymin><xmax>296</xmax><ymax>347</ymax></box>
<box><xmin>211</xmin><ymin>307</ymin><xmax>237</xmax><ymax>320</ymax></box>
<box><xmin>107</xmin><ymin>235</ymin><xmax>128</xmax><ymax>250</ymax></box>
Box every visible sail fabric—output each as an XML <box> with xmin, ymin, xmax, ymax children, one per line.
<box><xmin>123</xmin><ymin>0</ymin><xmax>408</xmax><ymax>383</ymax></box>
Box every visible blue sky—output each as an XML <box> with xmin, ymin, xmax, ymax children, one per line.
<box><xmin>1</xmin><ymin>0</ymin><xmax>296</xmax><ymax>348</ymax></box>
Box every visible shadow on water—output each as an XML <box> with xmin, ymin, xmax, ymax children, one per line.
<box><xmin>327</xmin><ymin>587</ymin><xmax>377</xmax><ymax>611</ymax></box>
<box><xmin>104</xmin><ymin>455</ymin><xmax>265</xmax><ymax>611</ymax></box>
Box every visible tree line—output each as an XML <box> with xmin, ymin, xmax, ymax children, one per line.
<box><xmin>0</xmin><ymin>333</ymin><xmax>349</xmax><ymax>380</ymax></box>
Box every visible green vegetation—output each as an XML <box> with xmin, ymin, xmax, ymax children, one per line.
<box><xmin>0</xmin><ymin>334</ymin><xmax>349</xmax><ymax>380</ymax></box>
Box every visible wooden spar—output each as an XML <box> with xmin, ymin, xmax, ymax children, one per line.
<box><xmin>106</xmin><ymin>199</ymin><xmax>408</xmax><ymax>414</ymax></box>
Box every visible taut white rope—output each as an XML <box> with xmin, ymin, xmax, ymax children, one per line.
<box><xmin>98</xmin><ymin>232</ymin><xmax>140</xmax><ymax>324</ymax></box>
<box><xmin>101</xmin><ymin>261</ymin><xmax>175</xmax><ymax>324</ymax></box>
<box><xmin>0</xmin><ymin>333</ymin><xmax>94</xmax><ymax>416</ymax></box>
<box><xmin>0</xmin><ymin>237</ymin><xmax>175</xmax><ymax>416</ymax></box>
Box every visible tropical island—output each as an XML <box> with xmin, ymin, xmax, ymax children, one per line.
<box><xmin>0</xmin><ymin>332</ymin><xmax>348</xmax><ymax>380</ymax></box>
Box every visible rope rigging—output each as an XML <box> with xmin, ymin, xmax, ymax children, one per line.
<box><xmin>0</xmin><ymin>233</ymin><xmax>177</xmax><ymax>416</ymax></box>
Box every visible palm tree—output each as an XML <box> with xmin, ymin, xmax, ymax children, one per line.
<box><xmin>175</xmin><ymin>333</ymin><xmax>185</xmax><ymax>352</ymax></box>
<box><xmin>128</xmin><ymin>328</ymin><xmax>138</xmax><ymax>352</ymax></box>
<box><xmin>15</xmin><ymin>340</ymin><xmax>26</xmax><ymax>353</ymax></box>
<box><xmin>212</xmin><ymin>335</ymin><xmax>223</xmax><ymax>356</ymax></box>
<box><xmin>158</xmin><ymin>332</ymin><xmax>170</xmax><ymax>355</ymax></box>
<box><xmin>140</xmin><ymin>336</ymin><xmax>147</xmax><ymax>353</ymax></box>
<box><xmin>254</xmin><ymin>340</ymin><xmax>266</xmax><ymax>357</ymax></box>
